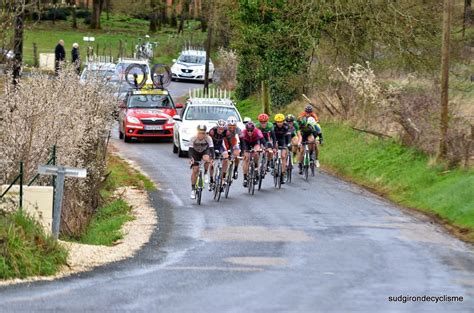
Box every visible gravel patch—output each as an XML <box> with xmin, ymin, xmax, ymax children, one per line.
<box><xmin>0</xmin><ymin>187</ymin><xmax>157</xmax><ymax>286</ymax></box>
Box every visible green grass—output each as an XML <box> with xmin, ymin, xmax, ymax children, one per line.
<box><xmin>73</xmin><ymin>154</ymin><xmax>154</xmax><ymax>246</ymax></box>
<box><xmin>22</xmin><ymin>15</ymin><xmax>206</xmax><ymax>66</ymax></box>
<box><xmin>77</xmin><ymin>199</ymin><xmax>134</xmax><ymax>246</ymax></box>
<box><xmin>238</xmin><ymin>94</ymin><xmax>474</xmax><ymax>239</ymax></box>
<box><xmin>320</xmin><ymin>123</ymin><xmax>474</xmax><ymax>236</ymax></box>
<box><xmin>236</xmin><ymin>95</ymin><xmax>263</xmax><ymax>121</ymax></box>
<box><xmin>0</xmin><ymin>209</ymin><xmax>68</xmax><ymax>279</ymax></box>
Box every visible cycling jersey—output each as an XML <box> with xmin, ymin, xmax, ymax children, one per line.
<box><xmin>255</xmin><ymin>121</ymin><xmax>275</xmax><ymax>146</ymax></box>
<box><xmin>208</xmin><ymin>126</ymin><xmax>233</xmax><ymax>153</ymax></box>
<box><xmin>299</xmin><ymin>123</ymin><xmax>323</xmax><ymax>142</ymax></box>
<box><xmin>224</xmin><ymin>127</ymin><xmax>241</xmax><ymax>150</ymax></box>
<box><xmin>298</xmin><ymin>111</ymin><xmax>319</xmax><ymax>123</ymax></box>
<box><xmin>240</xmin><ymin>128</ymin><xmax>264</xmax><ymax>151</ymax></box>
<box><xmin>273</xmin><ymin>123</ymin><xmax>291</xmax><ymax>148</ymax></box>
<box><xmin>189</xmin><ymin>135</ymin><xmax>214</xmax><ymax>164</ymax></box>
<box><xmin>287</xmin><ymin>122</ymin><xmax>300</xmax><ymax>137</ymax></box>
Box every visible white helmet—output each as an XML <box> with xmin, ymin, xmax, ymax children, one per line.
<box><xmin>227</xmin><ymin>116</ymin><xmax>238</xmax><ymax>126</ymax></box>
<box><xmin>307</xmin><ymin>117</ymin><xmax>316</xmax><ymax>124</ymax></box>
<box><xmin>243</xmin><ymin>117</ymin><xmax>252</xmax><ymax>124</ymax></box>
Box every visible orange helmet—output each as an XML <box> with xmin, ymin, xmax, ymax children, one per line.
<box><xmin>258</xmin><ymin>113</ymin><xmax>269</xmax><ymax>123</ymax></box>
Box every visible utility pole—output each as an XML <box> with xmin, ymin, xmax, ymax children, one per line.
<box><xmin>437</xmin><ymin>0</ymin><xmax>453</xmax><ymax>161</ymax></box>
<box><xmin>203</xmin><ymin>0</ymin><xmax>212</xmax><ymax>96</ymax></box>
<box><xmin>12</xmin><ymin>0</ymin><xmax>24</xmax><ymax>86</ymax></box>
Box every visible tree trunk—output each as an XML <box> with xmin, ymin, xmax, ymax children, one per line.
<box><xmin>91</xmin><ymin>0</ymin><xmax>101</xmax><ymax>29</ymax></box>
<box><xmin>463</xmin><ymin>0</ymin><xmax>473</xmax><ymax>37</ymax></box>
<box><xmin>178</xmin><ymin>0</ymin><xmax>190</xmax><ymax>34</ymax></box>
<box><xmin>12</xmin><ymin>2</ymin><xmax>24</xmax><ymax>86</ymax></box>
<box><xmin>437</xmin><ymin>0</ymin><xmax>453</xmax><ymax>161</ymax></box>
<box><xmin>160</xmin><ymin>0</ymin><xmax>168</xmax><ymax>26</ymax></box>
<box><xmin>72</xmin><ymin>5</ymin><xmax>77</xmax><ymax>29</ymax></box>
<box><xmin>150</xmin><ymin>0</ymin><xmax>158</xmax><ymax>32</ymax></box>
<box><xmin>204</xmin><ymin>22</ymin><xmax>212</xmax><ymax>95</ymax></box>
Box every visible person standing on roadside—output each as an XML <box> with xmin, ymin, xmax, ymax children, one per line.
<box><xmin>71</xmin><ymin>43</ymin><xmax>80</xmax><ymax>75</ymax></box>
<box><xmin>54</xmin><ymin>40</ymin><xmax>66</xmax><ymax>76</ymax></box>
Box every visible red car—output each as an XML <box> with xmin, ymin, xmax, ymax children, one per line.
<box><xmin>118</xmin><ymin>89</ymin><xmax>183</xmax><ymax>142</ymax></box>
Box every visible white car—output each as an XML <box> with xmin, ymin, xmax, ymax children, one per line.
<box><xmin>172</xmin><ymin>98</ymin><xmax>244</xmax><ymax>157</ymax></box>
<box><xmin>171</xmin><ymin>50</ymin><xmax>214</xmax><ymax>82</ymax></box>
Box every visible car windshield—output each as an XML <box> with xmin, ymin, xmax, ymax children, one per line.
<box><xmin>178</xmin><ymin>55</ymin><xmax>206</xmax><ymax>64</ymax></box>
<box><xmin>128</xmin><ymin>95</ymin><xmax>173</xmax><ymax>109</ymax></box>
<box><xmin>185</xmin><ymin>106</ymin><xmax>240</xmax><ymax>121</ymax></box>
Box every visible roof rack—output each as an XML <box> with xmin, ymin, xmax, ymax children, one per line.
<box><xmin>187</xmin><ymin>88</ymin><xmax>234</xmax><ymax>106</ymax></box>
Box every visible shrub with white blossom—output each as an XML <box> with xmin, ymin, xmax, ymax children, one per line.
<box><xmin>0</xmin><ymin>67</ymin><xmax>117</xmax><ymax>237</ymax></box>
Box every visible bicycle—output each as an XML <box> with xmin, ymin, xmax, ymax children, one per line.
<box><xmin>272</xmin><ymin>147</ymin><xmax>284</xmax><ymax>189</ymax></box>
<box><xmin>224</xmin><ymin>153</ymin><xmax>241</xmax><ymax>199</ymax></box>
<box><xmin>247</xmin><ymin>149</ymin><xmax>261</xmax><ymax>195</ymax></box>
<box><xmin>258</xmin><ymin>150</ymin><xmax>267</xmax><ymax>190</ymax></box>
<box><xmin>302</xmin><ymin>141</ymin><xmax>316</xmax><ymax>181</ymax></box>
<box><xmin>194</xmin><ymin>161</ymin><xmax>206</xmax><ymax>205</ymax></box>
<box><xmin>212</xmin><ymin>151</ymin><xmax>225</xmax><ymax>202</ymax></box>
<box><xmin>286</xmin><ymin>145</ymin><xmax>295</xmax><ymax>183</ymax></box>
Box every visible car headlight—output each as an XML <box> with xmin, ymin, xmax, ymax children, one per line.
<box><xmin>127</xmin><ymin>116</ymin><xmax>140</xmax><ymax>124</ymax></box>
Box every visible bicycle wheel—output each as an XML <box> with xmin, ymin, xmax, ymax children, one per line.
<box><xmin>124</xmin><ymin>63</ymin><xmax>148</xmax><ymax>88</ymax></box>
<box><xmin>287</xmin><ymin>153</ymin><xmax>292</xmax><ymax>183</ymax></box>
<box><xmin>225</xmin><ymin>162</ymin><xmax>233</xmax><ymax>199</ymax></box>
<box><xmin>151</xmin><ymin>64</ymin><xmax>172</xmax><ymax>89</ymax></box>
<box><xmin>216</xmin><ymin>165</ymin><xmax>223</xmax><ymax>202</ymax></box>
<box><xmin>197</xmin><ymin>172</ymin><xmax>202</xmax><ymax>205</ymax></box>
<box><xmin>277</xmin><ymin>160</ymin><xmax>282</xmax><ymax>189</ymax></box>
<box><xmin>273</xmin><ymin>158</ymin><xmax>279</xmax><ymax>188</ymax></box>
<box><xmin>213</xmin><ymin>165</ymin><xmax>220</xmax><ymax>200</ymax></box>
<box><xmin>249</xmin><ymin>162</ymin><xmax>256</xmax><ymax>195</ymax></box>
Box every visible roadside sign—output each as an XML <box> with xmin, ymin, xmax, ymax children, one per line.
<box><xmin>38</xmin><ymin>165</ymin><xmax>87</xmax><ymax>239</ymax></box>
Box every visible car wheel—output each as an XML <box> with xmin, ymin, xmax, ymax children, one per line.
<box><xmin>173</xmin><ymin>140</ymin><xmax>178</xmax><ymax>153</ymax></box>
<box><xmin>177</xmin><ymin>137</ymin><xmax>187</xmax><ymax>158</ymax></box>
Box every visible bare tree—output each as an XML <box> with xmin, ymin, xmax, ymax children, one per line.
<box><xmin>150</xmin><ymin>0</ymin><xmax>159</xmax><ymax>32</ymax></box>
<box><xmin>90</xmin><ymin>0</ymin><xmax>102</xmax><ymax>29</ymax></box>
<box><xmin>437</xmin><ymin>0</ymin><xmax>453</xmax><ymax>161</ymax></box>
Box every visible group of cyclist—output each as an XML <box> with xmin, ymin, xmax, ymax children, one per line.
<box><xmin>188</xmin><ymin>105</ymin><xmax>324</xmax><ymax>200</ymax></box>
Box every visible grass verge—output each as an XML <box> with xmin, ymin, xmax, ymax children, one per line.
<box><xmin>22</xmin><ymin>15</ymin><xmax>205</xmax><ymax>66</ymax></box>
<box><xmin>0</xmin><ymin>209</ymin><xmax>68</xmax><ymax>279</ymax></box>
<box><xmin>75</xmin><ymin>154</ymin><xmax>155</xmax><ymax>246</ymax></box>
<box><xmin>237</xmin><ymin>96</ymin><xmax>474</xmax><ymax>241</ymax></box>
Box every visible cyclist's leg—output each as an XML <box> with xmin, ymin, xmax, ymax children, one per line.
<box><xmin>253</xmin><ymin>144</ymin><xmax>261</xmax><ymax>166</ymax></box>
<box><xmin>222</xmin><ymin>150</ymin><xmax>229</xmax><ymax>178</ymax></box>
<box><xmin>243</xmin><ymin>151</ymin><xmax>250</xmax><ymax>176</ymax></box>
<box><xmin>281</xmin><ymin>148</ymin><xmax>288</xmax><ymax>174</ymax></box>
<box><xmin>190</xmin><ymin>149</ymin><xmax>202</xmax><ymax>189</ymax></box>
<box><xmin>307</xmin><ymin>135</ymin><xmax>316</xmax><ymax>160</ymax></box>
<box><xmin>233</xmin><ymin>146</ymin><xmax>241</xmax><ymax>178</ymax></box>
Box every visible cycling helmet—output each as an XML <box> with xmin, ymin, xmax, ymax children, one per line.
<box><xmin>217</xmin><ymin>119</ymin><xmax>227</xmax><ymax>128</ymax></box>
<box><xmin>299</xmin><ymin>117</ymin><xmax>308</xmax><ymax>126</ymax></box>
<box><xmin>258</xmin><ymin>113</ymin><xmax>269</xmax><ymax>123</ymax></box>
<box><xmin>286</xmin><ymin>114</ymin><xmax>295</xmax><ymax>123</ymax></box>
<box><xmin>227</xmin><ymin>116</ymin><xmax>238</xmax><ymax>126</ymax></box>
<box><xmin>197</xmin><ymin>124</ymin><xmax>207</xmax><ymax>132</ymax></box>
<box><xmin>243</xmin><ymin>117</ymin><xmax>252</xmax><ymax>124</ymax></box>
<box><xmin>307</xmin><ymin>117</ymin><xmax>316</xmax><ymax>125</ymax></box>
<box><xmin>305</xmin><ymin>104</ymin><xmax>313</xmax><ymax>113</ymax></box>
<box><xmin>274</xmin><ymin>113</ymin><xmax>285</xmax><ymax>123</ymax></box>
<box><xmin>246</xmin><ymin>122</ymin><xmax>256</xmax><ymax>132</ymax></box>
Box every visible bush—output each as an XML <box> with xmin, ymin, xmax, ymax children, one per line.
<box><xmin>0</xmin><ymin>67</ymin><xmax>116</xmax><ymax>238</ymax></box>
<box><xmin>76</xmin><ymin>9</ymin><xmax>91</xmax><ymax>19</ymax></box>
<box><xmin>32</xmin><ymin>8</ymin><xmax>70</xmax><ymax>21</ymax></box>
<box><xmin>0</xmin><ymin>207</ymin><xmax>68</xmax><ymax>279</ymax></box>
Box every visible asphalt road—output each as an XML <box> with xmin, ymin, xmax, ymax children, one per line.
<box><xmin>1</xmin><ymin>82</ymin><xmax>474</xmax><ymax>312</ymax></box>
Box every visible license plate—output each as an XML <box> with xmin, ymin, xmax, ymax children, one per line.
<box><xmin>144</xmin><ymin>125</ymin><xmax>163</xmax><ymax>130</ymax></box>
<box><xmin>181</xmin><ymin>73</ymin><xmax>193</xmax><ymax>77</ymax></box>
